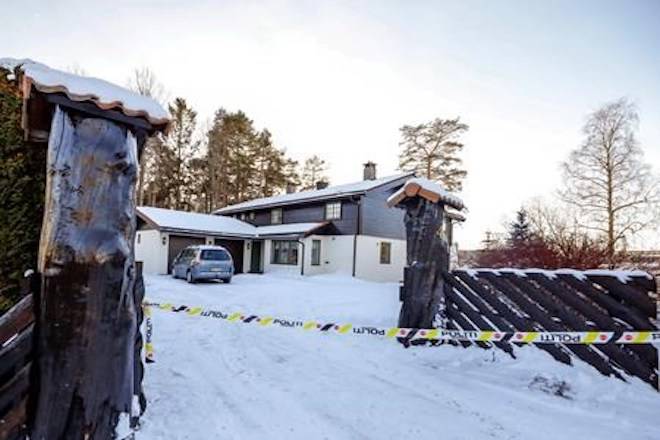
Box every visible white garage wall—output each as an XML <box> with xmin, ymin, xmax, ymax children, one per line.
<box><xmin>135</xmin><ymin>230</ymin><xmax>168</xmax><ymax>275</ymax></box>
<box><xmin>355</xmin><ymin>235</ymin><xmax>406</xmax><ymax>283</ymax></box>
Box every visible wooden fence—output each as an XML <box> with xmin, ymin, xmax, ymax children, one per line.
<box><xmin>0</xmin><ymin>294</ymin><xmax>34</xmax><ymax>440</ymax></box>
<box><xmin>0</xmin><ymin>264</ymin><xmax>147</xmax><ymax>439</ymax></box>
<box><xmin>444</xmin><ymin>269</ymin><xmax>659</xmax><ymax>387</ymax></box>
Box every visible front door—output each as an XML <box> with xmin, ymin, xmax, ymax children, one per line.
<box><xmin>250</xmin><ymin>241</ymin><xmax>263</xmax><ymax>273</ymax></box>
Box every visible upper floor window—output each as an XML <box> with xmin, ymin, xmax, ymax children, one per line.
<box><xmin>325</xmin><ymin>201</ymin><xmax>342</xmax><ymax>220</ymax></box>
<box><xmin>271</xmin><ymin>208</ymin><xmax>283</xmax><ymax>224</ymax></box>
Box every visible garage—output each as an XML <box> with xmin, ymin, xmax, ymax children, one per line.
<box><xmin>214</xmin><ymin>238</ymin><xmax>244</xmax><ymax>273</ymax></box>
<box><xmin>167</xmin><ymin>235</ymin><xmax>205</xmax><ymax>273</ymax></box>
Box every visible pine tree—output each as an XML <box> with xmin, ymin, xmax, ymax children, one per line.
<box><xmin>166</xmin><ymin>98</ymin><xmax>200</xmax><ymax>210</ymax></box>
<box><xmin>300</xmin><ymin>155</ymin><xmax>329</xmax><ymax>190</ymax></box>
<box><xmin>398</xmin><ymin>117</ymin><xmax>468</xmax><ymax>192</ymax></box>
<box><xmin>284</xmin><ymin>158</ymin><xmax>301</xmax><ymax>189</ymax></box>
<box><xmin>251</xmin><ymin>129</ymin><xmax>287</xmax><ymax>198</ymax></box>
<box><xmin>206</xmin><ymin>109</ymin><xmax>258</xmax><ymax>208</ymax></box>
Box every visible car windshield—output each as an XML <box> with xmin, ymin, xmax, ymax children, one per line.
<box><xmin>200</xmin><ymin>249</ymin><xmax>231</xmax><ymax>261</ymax></box>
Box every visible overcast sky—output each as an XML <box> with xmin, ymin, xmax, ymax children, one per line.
<box><xmin>3</xmin><ymin>0</ymin><xmax>660</xmax><ymax>249</ymax></box>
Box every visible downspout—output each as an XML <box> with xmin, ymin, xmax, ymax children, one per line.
<box><xmin>297</xmin><ymin>238</ymin><xmax>306</xmax><ymax>276</ymax></box>
<box><xmin>352</xmin><ymin>196</ymin><xmax>361</xmax><ymax>277</ymax></box>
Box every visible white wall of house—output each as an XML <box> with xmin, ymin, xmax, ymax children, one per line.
<box><xmin>354</xmin><ymin>235</ymin><xmax>406</xmax><ymax>283</ymax></box>
<box><xmin>306</xmin><ymin>235</ymin><xmax>354</xmax><ymax>276</ymax></box>
<box><xmin>136</xmin><ymin>230</ymin><xmax>168</xmax><ymax>275</ymax></box>
<box><xmin>136</xmin><ymin>229</ymin><xmax>407</xmax><ymax>282</ymax></box>
<box><xmin>263</xmin><ymin>239</ymin><xmax>302</xmax><ymax>275</ymax></box>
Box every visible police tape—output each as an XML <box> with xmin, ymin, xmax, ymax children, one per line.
<box><xmin>144</xmin><ymin>305</ymin><xmax>155</xmax><ymax>363</ymax></box>
<box><xmin>142</xmin><ymin>302</ymin><xmax>660</xmax><ymax>345</ymax></box>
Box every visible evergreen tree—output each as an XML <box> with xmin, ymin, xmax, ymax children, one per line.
<box><xmin>166</xmin><ymin>98</ymin><xmax>200</xmax><ymax>210</ymax></box>
<box><xmin>251</xmin><ymin>129</ymin><xmax>287</xmax><ymax>198</ymax></box>
<box><xmin>398</xmin><ymin>117</ymin><xmax>468</xmax><ymax>191</ymax></box>
<box><xmin>206</xmin><ymin>109</ymin><xmax>257</xmax><ymax>208</ymax></box>
<box><xmin>284</xmin><ymin>158</ymin><xmax>301</xmax><ymax>189</ymax></box>
<box><xmin>508</xmin><ymin>209</ymin><xmax>532</xmax><ymax>246</ymax></box>
<box><xmin>0</xmin><ymin>66</ymin><xmax>46</xmax><ymax>312</ymax></box>
<box><xmin>300</xmin><ymin>155</ymin><xmax>329</xmax><ymax>190</ymax></box>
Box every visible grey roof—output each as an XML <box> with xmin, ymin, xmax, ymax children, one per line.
<box><xmin>214</xmin><ymin>173</ymin><xmax>414</xmax><ymax>214</ymax></box>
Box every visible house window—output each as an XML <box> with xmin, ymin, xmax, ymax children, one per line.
<box><xmin>137</xmin><ymin>233</ymin><xmax>141</xmax><ymax>244</ymax></box>
<box><xmin>249</xmin><ymin>212</ymin><xmax>256</xmax><ymax>220</ymax></box>
<box><xmin>271</xmin><ymin>208</ymin><xmax>283</xmax><ymax>225</ymax></box>
<box><xmin>271</xmin><ymin>240</ymin><xmax>298</xmax><ymax>265</ymax></box>
<box><xmin>311</xmin><ymin>240</ymin><xmax>321</xmax><ymax>266</ymax></box>
<box><xmin>325</xmin><ymin>201</ymin><xmax>342</xmax><ymax>220</ymax></box>
<box><xmin>240</xmin><ymin>213</ymin><xmax>246</xmax><ymax>220</ymax></box>
<box><xmin>379</xmin><ymin>242</ymin><xmax>391</xmax><ymax>264</ymax></box>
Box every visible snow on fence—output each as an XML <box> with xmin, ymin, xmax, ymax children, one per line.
<box><xmin>443</xmin><ymin>269</ymin><xmax>659</xmax><ymax>387</ymax></box>
<box><xmin>0</xmin><ymin>294</ymin><xmax>34</xmax><ymax>440</ymax></box>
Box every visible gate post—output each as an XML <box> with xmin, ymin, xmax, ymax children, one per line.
<box><xmin>388</xmin><ymin>179</ymin><xmax>465</xmax><ymax>330</ymax></box>
<box><xmin>2</xmin><ymin>59</ymin><xmax>170</xmax><ymax>439</ymax></box>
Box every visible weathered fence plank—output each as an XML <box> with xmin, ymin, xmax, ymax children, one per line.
<box><xmin>480</xmin><ymin>272</ymin><xmax>622</xmax><ymax>379</ymax></box>
<box><xmin>557</xmin><ymin>274</ymin><xmax>653</xmax><ymax>330</ymax></box>
<box><xmin>587</xmin><ymin>275</ymin><xmax>656</xmax><ymax>318</ymax></box>
<box><xmin>454</xmin><ymin>271</ymin><xmax>573</xmax><ymax>365</ymax></box>
<box><xmin>0</xmin><ymin>395</ymin><xmax>28</xmax><ymax>440</ymax></box>
<box><xmin>0</xmin><ymin>295</ymin><xmax>33</xmax><ymax>346</ymax></box>
<box><xmin>444</xmin><ymin>269</ymin><xmax>659</xmax><ymax>387</ymax></box>
<box><xmin>529</xmin><ymin>273</ymin><xmax>658</xmax><ymax>372</ymax></box>
<box><xmin>0</xmin><ymin>324</ymin><xmax>33</xmax><ymax>382</ymax></box>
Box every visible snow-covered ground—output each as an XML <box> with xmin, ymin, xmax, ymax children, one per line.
<box><xmin>138</xmin><ymin>273</ymin><xmax>660</xmax><ymax>440</ymax></box>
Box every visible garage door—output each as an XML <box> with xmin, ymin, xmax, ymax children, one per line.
<box><xmin>214</xmin><ymin>239</ymin><xmax>244</xmax><ymax>274</ymax></box>
<box><xmin>168</xmin><ymin>235</ymin><xmax>205</xmax><ymax>273</ymax></box>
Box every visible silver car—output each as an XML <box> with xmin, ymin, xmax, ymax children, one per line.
<box><xmin>171</xmin><ymin>245</ymin><xmax>234</xmax><ymax>284</ymax></box>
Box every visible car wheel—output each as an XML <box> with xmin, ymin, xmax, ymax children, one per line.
<box><xmin>186</xmin><ymin>271</ymin><xmax>195</xmax><ymax>284</ymax></box>
<box><xmin>223</xmin><ymin>277</ymin><xmax>232</xmax><ymax>284</ymax></box>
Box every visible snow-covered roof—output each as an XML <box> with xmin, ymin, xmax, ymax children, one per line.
<box><xmin>215</xmin><ymin>173</ymin><xmax>414</xmax><ymax>214</ymax></box>
<box><xmin>1</xmin><ymin>58</ymin><xmax>169</xmax><ymax>128</ymax></box>
<box><xmin>387</xmin><ymin>177</ymin><xmax>465</xmax><ymax>211</ymax></box>
<box><xmin>138</xmin><ymin>207</ymin><xmax>329</xmax><ymax>238</ymax></box>
<box><xmin>138</xmin><ymin>207</ymin><xmax>257</xmax><ymax>237</ymax></box>
<box><xmin>256</xmin><ymin>222</ymin><xmax>327</xmax><ymax>237</ymax></box>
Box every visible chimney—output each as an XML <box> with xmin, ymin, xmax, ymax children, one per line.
<box><xmin>316</xmin><ymin>181</ymin><xmax>329</xmax><ymax>190</ymax></box>
<box><xmin>363</xmin><ymin>161</ymin><xmax>377</xmax><ymax>181</ymax></box>
<box><xmin>286</xmin><ymin>183</ymin><xmax>296</xmax><ymax>194</ymax></box>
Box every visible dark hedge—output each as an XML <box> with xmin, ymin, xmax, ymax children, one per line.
<box><xmin>0</xmin><ymin>68</ymin><xmax>46</xmax><ymax>313</ymax></box>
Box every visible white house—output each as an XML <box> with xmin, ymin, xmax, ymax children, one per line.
<box><xmin>135</xmin><ymin>165</ymin><xmax>463</xmax><ymax>282</ymax></box>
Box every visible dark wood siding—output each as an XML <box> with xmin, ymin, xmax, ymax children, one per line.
<box><xmin>242</xmin><ymin>199</ymin><xmax>359</xmax><ymax>235</ymax></box>
<box><xmin>360</xmin><ymin>182</ymin><xmax>406</xmax><ymax>240</ymax></box>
